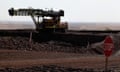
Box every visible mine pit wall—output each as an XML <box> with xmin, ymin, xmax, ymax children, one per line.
<box><xmin>52</xmin><ymin>33</ymin><xmax>106</xmax><ymax>47</ymax></box>
<box><xmin>0</xmin><ymin>31</ymin><xmax>110</xmax><ymax>54</ymax></box>
<box><xmin>1</xmin><ymin>31</ymin><xmax>120</xmax><ymax>54</ymax></box>
<box><xmin>0</xmin><ymin>31</ymin><xmax>106</xmax><ymax>47</ymax></box>
<box><xmin>0</xmin><ymin>30</ymin><xmax>32</xmax><ymax>37</ymax></box>
<box><xmin>0</xmin><ymin>31</ymin><xmax>106</xmax><ymax>46</ymax></box>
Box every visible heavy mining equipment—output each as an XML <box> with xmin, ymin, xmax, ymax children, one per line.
<box><xmin>8</xmin><ymin>8</ymin><xmax>68</xmax><ymax>32</ymax></box>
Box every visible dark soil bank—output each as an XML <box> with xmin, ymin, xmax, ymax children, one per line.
<box><xmin>0</xmin><ymin>31</ymin><xmax>106</xmax><ymax>46</ymax></box>
<box><xmin>0</xmin><ymin>31</ymin><xmax>106</xmax><ymax>54</ymax></box>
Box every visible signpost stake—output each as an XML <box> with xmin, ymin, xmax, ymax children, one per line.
<box><xmin>104</xmin><ymin>36</ymin><xmax>114</xmax><ymax>72</ymax></box>
<box><xmin>105</xmin><ymin>57</ymin><xmax>108</xmax><ymax>72</ymax></box>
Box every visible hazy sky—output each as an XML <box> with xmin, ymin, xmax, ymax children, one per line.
<box><xmin>1</xmin><ymin>0</ymin><xmax>120</xmax><ymax>22</ymax></box>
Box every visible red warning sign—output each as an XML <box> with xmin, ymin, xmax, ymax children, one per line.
<box><xmin>104</xmin><ymin>36</ymin><xmax>114</xmax><ymax>57</ymax></box>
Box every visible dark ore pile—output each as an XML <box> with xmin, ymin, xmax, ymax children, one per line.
<box><xmin>0</xmin><ymin>31</ymin><xmax>106</xmax><ymax>54</ymax></box>
<box><xmin>0</xmin><ymin>36</ymin><xmax>95</xmax><ymax>54</ymax></box>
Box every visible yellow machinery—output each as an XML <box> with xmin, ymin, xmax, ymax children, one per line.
<box><xmin>8</xmin><ymin>8</ymin><xmax>68</xmax><ymax>32</ymax></box>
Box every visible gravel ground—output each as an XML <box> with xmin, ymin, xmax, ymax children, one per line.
<box><xmin>0</xmin><ymin>36</ymin><xmax>100</xmax><ymax>54</ymax></box>
<box><xmin>0</xmin><ymin>65</ymin><xmax>114</xmax><ymax>72</ymax></box>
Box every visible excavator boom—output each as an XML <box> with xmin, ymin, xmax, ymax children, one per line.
<box><xmin>8</xmin><ymin>7</ymin><xmax>68</xmax><ymax>32</ymax></box>
<box><xmin>8</xmin><ymin>8</ymin><xmax>64</xmax><ymax>17</ymax></box>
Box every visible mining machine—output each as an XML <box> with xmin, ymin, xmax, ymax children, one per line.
<box><xmin>8</xmin><ymin>8</ymin><xmax>68</xmax><ymax>33</ymax></box>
